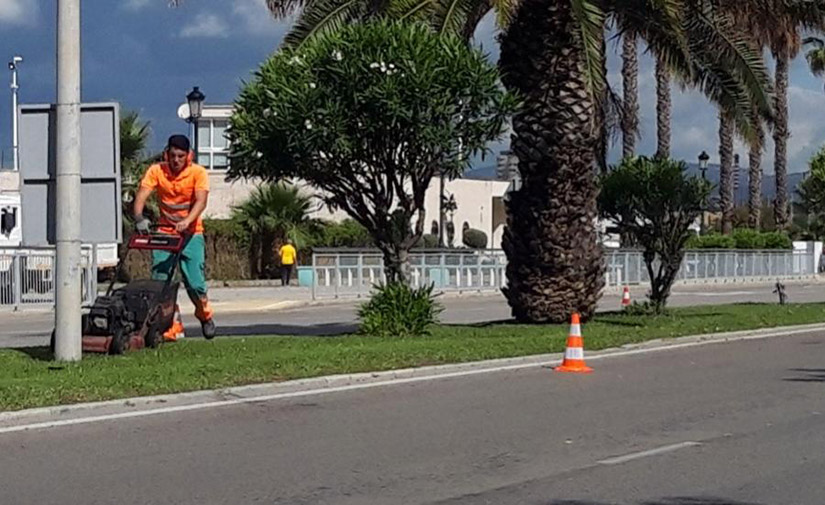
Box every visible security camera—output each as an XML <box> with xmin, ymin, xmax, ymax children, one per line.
<box><xmin>8</xmin><ymin>55</ymin><xmax>22</xmax><ymax>69</ymax></box>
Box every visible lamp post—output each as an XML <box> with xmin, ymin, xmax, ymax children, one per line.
<box><xmin>186</xmin><ymin>86</ymin><xmax>205</xmax><ymax>160</ymax></box>
<box><xmin>8</xmin><ymin>55</ymin><xmax>22</xmax><ymax>171</ymax></box>
<box><xmin>698</xmin><ymin>150</ymin><xmax>710</xmax><ymax>235</ymax></box>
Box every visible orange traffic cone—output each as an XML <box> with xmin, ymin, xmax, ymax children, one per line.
<box><xmin>555</xmin><ymin>313</ymin><xmax>593</xmax><ymax>373</ymax></box>
<box><xmin>622</xmin><ymin>286</ymin><xmax>631</xmax><ymax>308</ymax></box>
<box><xmin>163</xmin><ymin>305</ymin><xmax>185</xmax><ymax>342</ymax></box>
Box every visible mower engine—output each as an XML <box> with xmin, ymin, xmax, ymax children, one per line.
<box><xmin>50</xmin><ymin>231</ymin><xmax>188</xmax><ymax>356</ymax></box>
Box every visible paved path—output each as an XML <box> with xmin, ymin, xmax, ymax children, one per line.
<box><xmin>1</xmin><ymin>329</ymin><xmax>823</xmax><ymax>504</ymax></box>
<box><xmin>2</xmin><ymin>281</ymin><xmax>824</xmax><ymax>348</ymax></box>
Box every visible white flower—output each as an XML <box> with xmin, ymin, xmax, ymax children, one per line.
<box><xmin>255</xmin><ymin>151</ymin><xmax>263</xmax><ymax>159</ymax></box>
<box><xmin>305</xmin><ymin>119</ymin><xmax>313</xmax><ymax>130</ymax></box>
<box><xmin>332</xmin><ymin>50</ymin><xmax>343</xmax><ymax>61</ymax></box>
<box><xmin>369</xmin><ymin>62</ymin><xmax>380</xmax><ymax>69</ymax></box>
<box><xmin>380</xmin><ymin>62</ymin><xmax>387</xmax><ymax>72</ymax></box>
<box><xmin>263</xmin><ymin>108</ymin><xmax>272</xmax><ymax>117</ymax></box>
<box><xmin>288</xmin><ymin>56</ymin><xmax>303</xmax><ymax>66</ymax></box>
<box><xmin>388</xmin><ymin>63</ymin><xmax>395</xmax><ymax>70</ymax></box>
<box><xmin>309</xmin><ymin>82</ymin><xmax>316</xmax><ymax>89</ymax></box>
<box><xmin>319</xmin><ymin>151</ymin><xmax>329</xmax><ymax>160</ymax></box>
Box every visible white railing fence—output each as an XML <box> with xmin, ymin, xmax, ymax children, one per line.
<box><xmin>307</xmin><ymin>248</ymin><xmax>818</xmax><ymax>300</ymax></box>
<box><xmin>0</xmin><ymin>247</ymin><xmax>96</xmax><ymax>311</ymax></box>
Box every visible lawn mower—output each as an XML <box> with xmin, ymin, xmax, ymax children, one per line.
<box><xmin>50</xmin><ymin>228</ymin><xmax>189</xmax><ymax>355</ymax></box>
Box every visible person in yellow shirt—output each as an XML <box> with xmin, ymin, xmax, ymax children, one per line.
<box><xmin>278</xmin><ymin>239</ymin><xmax>297</xmax><ymax>286</ymax></box>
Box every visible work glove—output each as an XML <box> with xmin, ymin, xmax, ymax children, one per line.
<box><xmin>135</xmin><ymin>217</ymin><xmax>151</xmax><ymax>234</ymax></box>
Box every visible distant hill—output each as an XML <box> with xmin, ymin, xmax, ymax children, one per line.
<box><xmin>465</xmin><ymin>162</ymin><xmax>808</xmax><ymax>204</ymax></box>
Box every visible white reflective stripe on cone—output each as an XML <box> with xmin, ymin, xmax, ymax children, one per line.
<box><xmin>569</xmin><ymin>324</ymin><xmax>581</xmax><ymax>336</ymax></box>
<box><xmin>565</xmin><ymin>347</ymin><xmax>584</xmax><ymax>360</ymax></box>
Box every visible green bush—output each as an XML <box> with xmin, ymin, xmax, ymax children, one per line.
<box><xmin>685</xmin><ymin>230</ymin><xmax>792</xmax><ymax>250</ymax></box>
<box><xmin>358</xmin><ymin>282</ymin><xmax>443</xmax><ymax>337</ymax></box>
<box><xmin>731</xmin><ymin>228</ymin><xmax>767</xmax><ymax>249</ymax></box>
<box><xmin>761</xmin><ymin>231</ymin><xmax>793</xmax><ymax>250</ymax></box>
<box><xmin>462</xmin><ymin>228</ymin><xmax>488</xmax><ymax>249</ymax></box>
<box><xmin>413</xmin><ymin>234</ymin><xmax>440</xmax><ymax>249</ymax></box>
<box><xmin>685</xmin><ymin>233</ymin><xmax>736</xmax><ymax>249</ymax></box>
<box><xmin>316</xmin><ymin>219</ymin><xmax>374</xmax><ymax>248</ymax></box>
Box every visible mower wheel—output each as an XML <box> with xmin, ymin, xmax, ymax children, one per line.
<box><xmin>144</xmin><ymin>324</ymin><xmax>162</xmax><ymax>349</ymax></box>
<box><xmin>109</xmin><ymin>326</ymin><xmax>129</xmax><ymax>355</ymax></box>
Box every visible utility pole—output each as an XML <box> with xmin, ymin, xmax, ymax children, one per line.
<box><xmin>9</xmin><ymin>55</ymin><xmax>22</xmax><ymax>171</ymax></box>
<box><xmin>54</xmin><ymin>0</ymin><xmax>82</xmax><ymax>361</ymax></box>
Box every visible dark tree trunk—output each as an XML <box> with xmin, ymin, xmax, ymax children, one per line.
<box><xmin>748</xmin><ymin>107</ymin><xmax>765</xmax><ymax>229</ymax></box>
<box><xmin>621</xmin><ymin>32</ymin><xmax>639</xmax><ymax>159</ymax></box>
<box><xmin>595</xmin><ymin>29</ymin><xmax>608</xmax><ymax>173</ymax></box>
<box><xmin>655</xmin><ymin>55</ymin><xmax>671</xmax><ymax>160</ymax></box>
<box><xmin>499</xmin><ymin>0</ymin><xmax>605</xmax><ymax>323</ymax></box>
<box><xmin>773</xmin><ymin>53</ymin><xmax>790</xmax><ymax>230</ymax></box>
<box><xmin>719</xmin><ymin>110</ymin><xmax>735</xmax><ymax>235</ymax></box>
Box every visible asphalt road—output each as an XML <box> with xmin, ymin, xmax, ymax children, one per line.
<box><xmin>2</xmin><ymin>329</ymin><xmax>824</xmax><ymax>504</ymax></box>
<box><xmin>2</xmin><ymin>282</ymin><xmax>825</xmax><ymax>347</ymax></box>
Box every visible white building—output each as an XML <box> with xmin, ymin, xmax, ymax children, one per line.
<box><xmin>190</xmin><ymin>105</ymin><xmax>510</xmax><ymax>248</ymax></box>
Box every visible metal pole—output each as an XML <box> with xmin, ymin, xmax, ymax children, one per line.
<box><xmin>192</xmin><ymin>118</ymin><xmax>199</xmax><ymax>164</ymax></box>
<box><xmin>54</xmin><ymin>0</ymin><xmax>83</xmax><ymax>362</ymax></box>
<box><xmin>438</xmin><ymin>173</ymin><xmax>445</xmax><ymax>247</ymax></box>
<box><xmin>10</xmin><ymin>58</ymin><xmax>20</xmax><ymax>171</ymax></box>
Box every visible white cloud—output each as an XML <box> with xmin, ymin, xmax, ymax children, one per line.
<box><xmin>233</xmin><ymin>0</ymin><xmax>279</xmax><ymax>35</ymax></box>
<box><xmin>123</xmin><ymin>0</ymin><xmax>152</xmax><ymax>10</ymax></box>
<box><xmin>0</xmin><ymin>0</ymin><xmax>38</xmax><ymax>26</ymax></box>
<box><xmin>181</xmin><ymin>12</ymin><xmax>229</xmax><ymax>38</ymax></box>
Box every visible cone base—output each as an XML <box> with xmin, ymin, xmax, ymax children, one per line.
<box><xmin>555</xmin><ymin>364</ymin><xmax>593</xmax><ymax>373</ymax></box>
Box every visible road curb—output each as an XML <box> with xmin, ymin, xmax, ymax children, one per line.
<box><xmin>2</xmin><ymin>322</ymin><xmax>824</xmax><ymax>433</ymax></box>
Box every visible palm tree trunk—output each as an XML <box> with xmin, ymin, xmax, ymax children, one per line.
<box><xmin>655</xmin><ymin>55</ymin><xmax>671</xmax><ymax>160</ymax></box>
<box><xmin>748</xmin><ymin>108</ymin><xmax>765</xmax><ymax>229</ymax></box>
<box><xmin>719</xmin><ymin>110</ymin><xmax>735</xmax><ymax>235</ymax></box>
<box><xmin>499</xmin><ymin>0</ymin><xmax>605</xmax><ymax>323</ymax></box>
<box><xmin>622</xmin><ymin>32</ymin><xmax>639</xmax><ymax>159</ymax></box>
<box><xmin>595</xmin><ymin>28</ymin><xmax>608</xmax><ymax>173</ymax></box>
<box><xmin>773</xmin><ymin>53</ymin><xmax>790</xmax><ymax>230</ymax></box>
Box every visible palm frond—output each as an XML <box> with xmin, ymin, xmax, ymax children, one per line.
<box><xmin>570</xmin><ymin>0</ymin><xmax>607</xmax><ymax>101</ymax></box>
<box><xmin>434</xmin><ymin>0</ymin><xmax>482</xmax><ymax>36</ymax></box>
<box><xmin>282</xmin><ymin>0</ymin><xmax>366</xmax><ymax>47</ymax></box>
<box><xmin>682</xmin><ymin>1</ymin><xmax>773</xmax><ymax>122</ymax></box>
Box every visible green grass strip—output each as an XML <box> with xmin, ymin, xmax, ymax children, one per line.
<box><xmin>1</xmin><ymin>303</ymin><xmax>823</xmax><ymax>412</ymax></box>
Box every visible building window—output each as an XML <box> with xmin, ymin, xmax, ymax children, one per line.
<box><xmin>195</xmin><ymin>119</ymin><xmax>230</xmax><ymax>171</ymax></box>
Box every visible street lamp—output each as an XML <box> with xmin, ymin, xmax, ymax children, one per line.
<box><xmin>698</xmin><ymin>150</ymin><xmax>710</xmax><ymax>234</ymax></box>
<box><xmin>186</xmin><ymin>86</ymin><xmax>205</xmax><ymax>160</ymax></box>
<box><xmin>8</xmin><ymin>55</ymin><xmax>22</xmax><ymax>171</ymax></box>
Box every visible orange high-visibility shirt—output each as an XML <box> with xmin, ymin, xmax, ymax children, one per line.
<box><xmin>139</xmin><ymin>162</ymin><xmax>209</xmax><ymax>234</ymax></box>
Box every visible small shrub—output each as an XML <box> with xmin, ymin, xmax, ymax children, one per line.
<box><xmin>622</xmin><ymin>300</ymin><xmax>668</xmax><ymax>316</ymax></box>
<box><xmin>732</xmin><ymin>228</ymin><xmax>766</xmax><ymax>249</ymax></box>
<box><xmin>686</xmin><ymin>233</ymin><xmax>735</xmax><ymax>249</ymax></box>
<box><xmin>413</xmin><ymin>234</ymin><xmax>439</xmax><ymax>249</ymax></box>
<box><xmin>358</xmin><ymin>282</ymin><xmax>443</xmax><ymax>337</ymax></box>
<box><xmin>761</xmin><ymin>231</ymin><xmax>792</xmax><ymax>250</ymax></box>
<box><xmin>316</xmin><ymin>219</ymin><xmax>375</xmax><ymax>248</ymax></box>
<box><xmin>462</xmin><ymin>228</ymin><xmax>488</xmax><ymax>249</ymax></box>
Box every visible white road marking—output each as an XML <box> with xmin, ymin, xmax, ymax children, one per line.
<box><xmin>0</xmin><ymin>326</ymin><xmax>821</xmax><ymax>435</ymax></box>
<box><xmin>597</xmin><ymin>441</ymin><xmax>701</xmax><ymax>465</ymax></box>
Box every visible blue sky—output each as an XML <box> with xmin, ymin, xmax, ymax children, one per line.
<box><xmin>2</xmin><ymin>0</ymin><xmax>825</xmax><ymax>173</ymax></box>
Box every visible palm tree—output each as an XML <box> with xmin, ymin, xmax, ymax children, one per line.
<box><xmin>497</xmin><ymin>1</ymin><xmax>772</xmax><ymax>322</ymax></box>
<box><xmin>718</xmin><ymin>109</ymin><xmax>735</xmax><ymax>234</ymax></box>
<box><xmin>120</xmin><ymin>110</ymin><xmax>154</xmax><ymax>219</ymax></box>
<box><xmin>805</xmin><ymin>36</ymin><xmax>825</xmax><ymax>84</ymax></box>
<box><xmin>621</xmin><ymin>31</ymin><xmax>639</xmax><ymax>158</ymax></box>
<box><xmin>655</xmin><ymin>55</ymin><xmax>671</xmax><ymax>159</ymax></box>
<box><xmin>731</xmin><ymin>1</ymin><xmax>825</xmax><ymax>229</ymax></box>
<box><xmin>232</xmin><ymin>183</ymin><xmax>320</xmax><ymax>278</ymax></box>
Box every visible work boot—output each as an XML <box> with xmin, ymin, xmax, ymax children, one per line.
<box><xmin>201</xmin><ymin>319</ymin><xmax>216</xmax><ymax>340</ymax></box>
